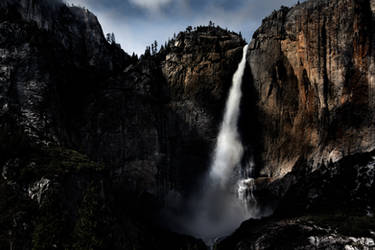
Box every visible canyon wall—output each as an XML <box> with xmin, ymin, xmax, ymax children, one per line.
<box><xmin>2</xmin><ymin>0</ymin><xmax>375</xmax><ymax>248</ymax></box>
<box><xmin>0</xmin><ymin>0</ymin><xmax>245</xmax><ymax>197</ymax></box>
<box><xmin>0</xmin><ymin>0</ymin><xmax>243</xmax><ymax>248</ymax></box>
<box><xmin>247</xmin><ymin>0</ymin><xmax>375</xmax><ymax>178</ymax></box>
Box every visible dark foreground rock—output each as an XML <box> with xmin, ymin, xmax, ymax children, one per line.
<box><xmin>216</xmin><ymin>217</ymin><xmax>375</xmax><ymax>250</ymax></box>
<box><xmin>216</xmin><ymin>151</ymin><xmax>375</xmax><ymax>250</ymax></box>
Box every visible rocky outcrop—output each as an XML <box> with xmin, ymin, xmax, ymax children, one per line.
<box><xmin>162</xmin><ymin>26</ymin><xmax>245</xmax><ymax>116</ymax></box>
<box><xmin>247</xmin><ymin>0</ymin><xmax>375</xmax><ymax>178</ymax></box>
<box><xmin>217</xmin><ymin>217</ymin><xmax>375</xmax><ymax>250</ymax></box>
<box><xmin>159</xmin><ymin>27</ymin><xmax>245</xmax><ymax>192</ymax></box>
<box><xmin>217</xmin><ymin>150</ymin><xmax>375</xmax><ymax>250</ymax></box>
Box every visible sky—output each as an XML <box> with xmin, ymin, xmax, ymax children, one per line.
<box><xmin>64</xmin><ymin>0</ymin><xmax>299</xmax><ymax>55</ymax></box>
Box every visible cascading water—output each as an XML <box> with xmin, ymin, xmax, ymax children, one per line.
<box><xmin>209</xmin><ymin>44</ymin><xmax>248</xmax><ymax>187</ymax></box>
<box><xmin>208</xmin><ymin>43</ymin><xmax>257</xmax><ymax>217</ymax></box>
<box><xmin>181</xmin><ymin>44</ymin><xmax>259</xmax><ymax>243</ymax></box>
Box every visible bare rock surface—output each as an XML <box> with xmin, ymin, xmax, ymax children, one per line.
<box><xmin>248</xmin><ymin>0</ymin><xmax>375</xmax><ymax>178</ymax></box>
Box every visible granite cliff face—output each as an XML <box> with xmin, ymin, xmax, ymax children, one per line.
<box><xmin>247</xmin><ymin>0</ymin><xmax>375</xmax><ymax>178</ymax></box>
<box><xmin>160</xmin><ymin>27</ymin><xmax>245</xmax><ymax>192</ymax></box>
<box><xmin>0</xmin><ymin>0</ymin><xmax>128</xmax><ymax>141</ymax></box>
<box><xmin>214</xmin><ymin>0</ymin><xmax>375</xmax><ymax>248</ymax></box>
<box><xmin>0</xmin><ymin>0</ymin><xmax>245</xmax><ymax>194</ymax></box>
<box><xmin>76</xmin><ymin>26</ymin><xmax>245</xmax><ymax>197</ymax></box>
<box><xmin>0</xmin><ymin>0</ymin><xmax>244</xmax><ymax>248</ymax></box>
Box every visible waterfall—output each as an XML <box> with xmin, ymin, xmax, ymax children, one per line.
<box><xmin>181</xmin><ymin>44</ymin><xmax>258</xmax><ymax>242</ymax></box>
<box><xmin>208</xmin><ymin>43</ymin><xmax>257</xmax><ymax>217</ymax></box>
<box><xmin>209</xmin><ymin>44</ymin><xmax>248</xmax><ymax>187</ymax></box>
<box><xmin>207</xmin><ymin>43</ymin><xmax>258</xmax><ymax>229</ymax></box>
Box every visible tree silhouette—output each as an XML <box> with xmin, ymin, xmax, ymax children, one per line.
<box><xmin>151</xmin><ymin>40</ymin><xmax>158</xmax><ymax>54</ymax></box>
<box><xmin>144</xmin><ymin>46</ymin><xmax>151</xmax><ymax>57</ymax></box>
<box><xmin>111</xmin><ymin>33</ymin><xmax>116</xmax><ymax>44</ymax></box>
<box><xmin>106</xmin><ymin>33</ymin><xmax>116</xmax><ymax>44</ymax></box>
<box><xmin>106</xmin><ymin>33</ymin><xmax>111</xmax><ymax>43</ymax></box>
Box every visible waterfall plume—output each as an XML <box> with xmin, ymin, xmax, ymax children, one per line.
<box><xmin>177</xmin><ymin>44</ymin><xmax>259</xmax><ymax>242</ymax></box>
<box><xmin>209</xmin><ymin>44</ymin><xmax>248</xmax><ymax>187</ymax></box>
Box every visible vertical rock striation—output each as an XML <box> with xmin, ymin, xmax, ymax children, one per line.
<box><xmin>247</xmin><ymin>0</ymin><xmax>375</xmax><ymax>178</ymax></box>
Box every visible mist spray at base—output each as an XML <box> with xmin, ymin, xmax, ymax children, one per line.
<box><xmin>179</xmin><ymin>44</ymin><xmax>260</xmax><ymax>243</ymax></box>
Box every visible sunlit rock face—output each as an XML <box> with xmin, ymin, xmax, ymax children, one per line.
<box><xmin>248</xmin><ymin>0</ymin><xmax>375</xmax><ymax>178</ymax></box>
<box><xmin>213</xmin><ymin>1</ymin><xmax>375</xmax><ymax>248</ymax></box>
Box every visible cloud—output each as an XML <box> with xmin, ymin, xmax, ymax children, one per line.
<box><xmin>65</xmin><ymin>0</ymin><xmax>300</xmax><ymax>55</ymax></box>
<box><xmin>128</xmin><ymin>0</ymin><xmax>172</xmax><ymax>12</ymax></box>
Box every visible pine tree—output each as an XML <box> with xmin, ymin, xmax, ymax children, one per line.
<box><xmin>111</xmin><ymin>33</ymin><xmax>116</xmax><ymax>44</ymax></box>
<box><xmin>144</xmin><ymin>46</ymin><xmax>151</xmax><ymax>57</ymax></box>
<box><xmin>131</xmin><ymin>52</ymin><xmax>138</xmax><ymax>61</ymax></box>
<box><xmin>152</xmin><ymin>40</ymin><xmax>158</xmax><ymax>54</ymax></box>
<box><xmin>106</xmin><ymin>33</ymin><xmax>111</xmax><ymax>43</ymax></box>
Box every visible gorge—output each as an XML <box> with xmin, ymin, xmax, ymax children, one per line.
<box><xmin>1</xmin><ymin>0</ymin><xmax>375</xmax><ymax>249</ymax></box>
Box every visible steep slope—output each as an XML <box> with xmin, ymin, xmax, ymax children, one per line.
<box><xmin>247</xmin><ymin>0</ymin><xmax>375</xmax><ymax>178</ymax></box>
